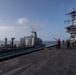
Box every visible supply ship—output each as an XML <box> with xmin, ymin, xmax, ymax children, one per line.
<box><xmin>0</xmin><ymin>31</ymin><xmax>45</xmax><ymax>61</ymax></box>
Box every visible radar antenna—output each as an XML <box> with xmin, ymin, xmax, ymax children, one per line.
<box><xmin>65</xmin><ymin>8</ymin><xmax>76</xmax><ymax>25</ymax></box>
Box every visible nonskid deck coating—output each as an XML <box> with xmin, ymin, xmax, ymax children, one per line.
<box><xmin>0</xmin><ymin>44</ymin><xmax>76</xmax><ymax>75</ymax></box>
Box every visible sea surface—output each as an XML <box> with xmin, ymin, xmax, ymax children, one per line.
<box><xmin>0</xmin><ymin>41</ymin><xmax>56</xmax><ymax>46</ymax></box>
<box><xmin>43</xmin><ymin>41</ymin><xmax>56</xmax><ymax>46</ymax></box>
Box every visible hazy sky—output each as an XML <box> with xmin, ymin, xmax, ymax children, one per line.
<box><xmin>0</xmin><ymin>0</ymin><xmax>76</xmax><ymax>41</ymax></box>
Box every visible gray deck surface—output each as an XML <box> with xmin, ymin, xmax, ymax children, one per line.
<box><xmin>0</xmin><ymin>44</ymin><xmax>76</xmax><ymax>75</ymax></box>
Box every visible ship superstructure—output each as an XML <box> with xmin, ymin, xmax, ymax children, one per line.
<box><xmin>20</xmin><ymin>31</ymin><xmax>43</xmax><ymax>47</ymax></box>
<box><xmin>65</xmin><ymin>8</ymin><xmax>76</xmax><ymax>40</ymax></box>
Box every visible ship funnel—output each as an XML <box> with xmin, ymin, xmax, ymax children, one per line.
<box><xmin>34</xmin><ymin>32</ymin><xmax>37</xmax><ymax>38</ymax></box>
<box><xmin>5</xmin><ymin>38</ymin><xmax>7</xmax><ymax>46</ymax></box>
<box><xmin>31</xmin><ymin>31</ymin><xmax>37</xmax><ymax>38</ymax></box>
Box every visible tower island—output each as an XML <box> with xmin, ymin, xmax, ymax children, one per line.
<box><xmin>65</xmin><ymin>8</ymin><xmax>76</xmax><ymax>41</ymax></box>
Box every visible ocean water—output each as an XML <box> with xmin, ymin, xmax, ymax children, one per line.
<box><xmin>0</xmin><ymin>41</ymin><xmax>20</xmax><ymax>46</ymax></box>
<box><xmin>0</xmin><ymin>41</ymin><xmax>56</xmax><ymax>46</ymax></box>
<box><xmin>43</xmin><ymin>41</ymin><xmax>56</xmax><ymax>46</ymax></box>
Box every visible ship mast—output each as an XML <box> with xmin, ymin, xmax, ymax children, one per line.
<box><xmin>67</xmin><ymin>8</ymin><xmax>76</xmax><ymax>25</ymax></box>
